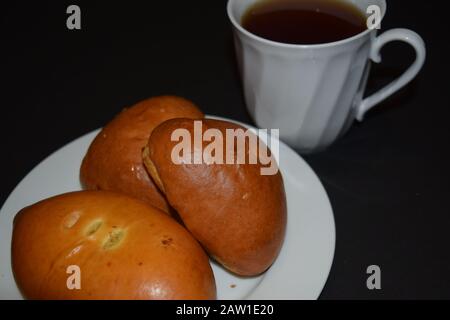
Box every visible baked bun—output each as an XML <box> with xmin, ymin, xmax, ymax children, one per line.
<box><xmin>12</xmin><ymin>191</ymin><xmax>216</xmax><ymax>300</ymax></box>
<box><xmin>143</xmin><ymin>119</ymin><xmax>287</xmax><ymax>276</ymax></box>
<box><xmin>80</xmin><ymin>96</ymin><xmax>204</xmax><ymax>213</ymax></box>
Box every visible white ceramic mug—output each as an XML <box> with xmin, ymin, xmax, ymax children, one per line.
<box><xmin>227</xmin><ymin>0</ymin><xmax>426</xmax><ymax>153</ymax></box>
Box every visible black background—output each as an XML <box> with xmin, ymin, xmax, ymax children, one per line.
<box><xmin>1</xmin><ymin>1</ymin><xmax>449</xmax><ymax>299</ymax></box>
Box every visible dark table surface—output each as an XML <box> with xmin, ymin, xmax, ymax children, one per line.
<box><xmin>1</xmin><ymin>1</ymin><xmax>449</xmax><ymax>299</ymax></box>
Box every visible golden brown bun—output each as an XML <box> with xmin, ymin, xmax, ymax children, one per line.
<box><xmin>80</xmin><ymin>96</ymin><xmax>204</xmax><ymax>213</ymax></box>
<box><xmin>144</xmin><ymin>119</ymin><xmax>287</xmax><ymax>276</ymax></box>
<box><xmin>12</xmin><ymin>191</ymin><xmax>216</xmax><ymax>300</ymax></box>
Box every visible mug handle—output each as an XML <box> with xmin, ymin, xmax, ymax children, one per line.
<box><xmin>356</xmin><ymin>28</ymin><xmax>426</xmax><ymax>121</ymax></box>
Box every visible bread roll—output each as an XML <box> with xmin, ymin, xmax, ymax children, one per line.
<box><xmin>12</xmin><ymin>191</ymin><xmax>216</xmax><ymax>300</ymax></box>
<box><xmin>80</xmin><ymin>96</ymin><xmax>204</xmax><ymax>213</ymax></box>
<box><xmin>143</xmin><ymin>119</ymin><xmax>287</xmax><ymax>276</ymax></box>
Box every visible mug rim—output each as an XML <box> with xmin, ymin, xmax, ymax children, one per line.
<box><xmin>227</xmin><ymin>0</ymin><xmax>387</xmax><ymax>49</ymax></box>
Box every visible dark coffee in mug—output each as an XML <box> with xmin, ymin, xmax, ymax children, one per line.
<box><xmin>242</xmin><ymin>0</ymin><xmax>368</xmax><ymax>45</ymax></box>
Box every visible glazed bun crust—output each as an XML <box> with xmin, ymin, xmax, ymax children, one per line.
<box><xmin>12</xmin><ymin>191</ymin><xmax>216</xmax><ymax>300</ymax></box>
<box><xmin>80</xmin><ymin>96</ymin><xmax>204</xmax><ymax>213</ymax></box>
<box><xmin>144</xmin><ymin>119</ymin><xmax>287</xmax><ymax>276</ymax></box>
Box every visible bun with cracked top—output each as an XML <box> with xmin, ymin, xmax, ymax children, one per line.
<box><xmin>12</xmin><ymin>191</ymin><xmax>216</xmax><ymax>300</ymax></box>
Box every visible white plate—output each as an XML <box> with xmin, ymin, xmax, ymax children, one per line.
<box><xmin>0</xmin><ymin>116</ymin><xmax>335</xmax><ymax>300</ymax></box>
